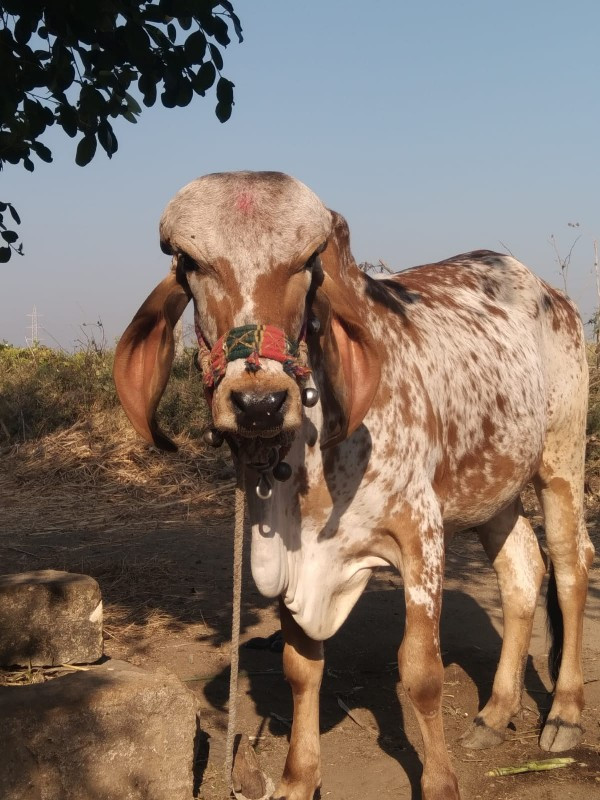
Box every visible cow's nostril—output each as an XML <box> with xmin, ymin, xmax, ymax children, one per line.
<box><xmin>231</xmin><ymin>390</ymin><xmax>287</xmax><ymax>415</ymax></box>
<box><xmin>230</xmin><ymin>391</ymin><xmax>288</xmax><ymax>432</ymax></box>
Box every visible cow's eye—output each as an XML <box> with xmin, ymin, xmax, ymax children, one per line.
<box><xmin>179</xmin><ymin>253</ymin><xmax>199</xmax><ymax>273</ymax></box>
<box><xmin>179</xmin><ymin>253</ymin><xmax>214</xmax><ymax>276</ymax></box>
<box><xmin>304</xmin><ymin>253</ymin><xmax>317</xmax><ymax>271</ymax></box>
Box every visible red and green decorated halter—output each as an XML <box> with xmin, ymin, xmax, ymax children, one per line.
<box><xmin>197</xmin><ymin>323</ymin><xmax>311</xmax><ymax>393</ymax></box>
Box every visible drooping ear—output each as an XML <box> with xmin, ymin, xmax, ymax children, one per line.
<box><xmin>308</xmin><ymin>212</ymin><xmax>381</xmax><ymax>449</ymax></box>
<box><xmin>113</xmin><ymin>272</ymin><xmax>190</xmax><ymax>451</ymax></box>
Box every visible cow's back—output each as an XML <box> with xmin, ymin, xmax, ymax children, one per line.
<box><xmin>364</xmin><ymin>251</ymin><xmax>587</xmax><ymax>528</ymax></box>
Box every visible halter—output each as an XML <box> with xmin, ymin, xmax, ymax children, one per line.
<box><xmin>196</xmin><ymin>321</ymin><xmax>319</xmax><ymax>501</ymax></box>
<box><xmin>196</xmin><ymin>323</ymin><xmax>311</xmax><ymax>392</ymax></box>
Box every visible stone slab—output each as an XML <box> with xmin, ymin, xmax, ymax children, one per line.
<box><xmin>0</xmin><ymin>570</ymin><xmax>103</xmax><ymax>666</ymax></box>
<box><xmin>0</xmin><ymin>659</ymin><xmax>200</xmax><ymax>800</ymax></box>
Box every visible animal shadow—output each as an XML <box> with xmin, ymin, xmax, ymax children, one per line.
<box><xmin>203</xmin><ymin>583</ymin><xmax>550</xmax><ymax>799</ymax></box>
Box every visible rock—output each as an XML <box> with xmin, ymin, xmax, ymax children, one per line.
<box><xmin>232</xmin><ymin>734</ymin><xmax>268</xmax><ymax>799</ymax></box>
<box><xmin>0</xmin><ymin>659</ymin><xmax>200</xmax><ymax>800</ymax></box>
<box><xmin>0</xmin><ymin>570</ymin><xmax>103</xmax><ymax>666</ymax></box>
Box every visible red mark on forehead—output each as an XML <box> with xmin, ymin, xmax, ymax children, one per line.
<box><xmin>234</xmin><ymin>191</ymin><xmax>255</xmax><ymax>214</ymax></box>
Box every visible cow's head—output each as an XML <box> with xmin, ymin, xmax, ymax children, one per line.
<box><xmin>113</xmin><ymin>172</ymin><xmax>380</xmax><ymax>454</ymax></box>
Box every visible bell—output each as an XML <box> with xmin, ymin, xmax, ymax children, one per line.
<box><xmin>203</xmin><ymin>427</ymin><xmax>224</xmax><ymax>447</ymax></box>
<box><xmin>273</xmin><ymin>461</ymin><xmax>292</xmax><ymax>482</ymax></box>
<box><xmin>301</xmin><ymin>387</ymin><xmax>319</xmax><ymax>407</ymax></box>
<box><xmin>307</xmin><ymin>316</ymin><xmax>321</xmax><ymax>335</ymax></box>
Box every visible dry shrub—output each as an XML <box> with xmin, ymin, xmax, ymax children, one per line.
<box><xmin>0</xmin><ymin>344</ymin><xmax>233</xmax><ymax>533</ymax></box>
<box><xmin>587</xmin><ymin>346</ymin><xmax>600</xmax><ymax>479</ymax></box>
<box><xmin>0</xmin><ymin>343</ymin><xmax>209</xmax><ymax>445</ymax></box>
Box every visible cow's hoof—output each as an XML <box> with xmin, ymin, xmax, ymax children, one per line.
<box><xmin>539</xmin><ymin>717</ymin><xmax>583</xmax><ymax>752</ymax></box>
<box><xmin>459</xmin><ymin>717</ymin><xmax>505</xmax><ymax>749</ymax></box>
<box><xmin>422</xmin><ymin>770</ymin><xmax>460</xmax><ymax>800</ymax></box>
<box><xmin>272</xmin><ymin>780</ymin><xmax>320</xmax><ymax>800</ymax></box>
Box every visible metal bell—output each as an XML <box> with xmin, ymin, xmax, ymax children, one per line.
<box><xmin>301</xmin><ymin>387</ymin><xmax>319</xmax><ymax>407</ymax></box>
<box><xmin>307</xmin><ymin>316</ymin><xmax>321</xmax><ymax>335</ymax></box>
<box><xmin>203</xmin><ymin>427</ymin><xmax>224</xmax><ymax>447</ymax></box>
<box><xmin>273</xmin><ymin>461</ymin><xmax>292</xmax><ymax>482</ymax></box>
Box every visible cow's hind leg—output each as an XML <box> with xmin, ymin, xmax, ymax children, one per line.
<box><xmin>460</xmin><ymin>498</ymin><xmax>546</xmax><ymax>749</ymax></box>
<box><xmin>274</xmin><ymin>600</ymin><xmax>323</xmax><ymax>800</ymax></box>
<box><xmin>534</xmin><ymin>428</ymin><xmax>595</xmax><ymax>752</ymax></box>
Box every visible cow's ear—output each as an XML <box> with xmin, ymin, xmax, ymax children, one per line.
<box><xmin>113</xmin><ymin>272</ymin><xmax>190</xmax><ymax>451</ymax></box>
<box><xmin>309</xmin><ymin>213</ymin><xmax>381</xmax><ymax>449</ymax></box>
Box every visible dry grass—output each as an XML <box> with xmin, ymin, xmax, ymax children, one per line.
<box><xmin>1</xmin><ymin>342</ymin><xmax>599</xmax><ymax>653</ymax></box>
<box><xmin>0</xmin><ymin>408</ymin><xmax>235</xmax><ymax>534</ymax></box>
<box><xmin>0</xmin><ymin>663</ymin><xmax>92</xmax><ymax>687</ymax></box>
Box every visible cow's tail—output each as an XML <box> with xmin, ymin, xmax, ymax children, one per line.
<box><xmin>546</xmin><ymin>563</ymin><xmax>563</xmax><ymax>685</ymax></box>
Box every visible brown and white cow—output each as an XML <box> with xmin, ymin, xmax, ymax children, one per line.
<box><xmin>113</xmin><ymin>171</ymin><xmax>594</xmax><ymax>800</ymax></box>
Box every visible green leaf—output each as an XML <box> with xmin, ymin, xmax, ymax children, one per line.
<box><xmin>14</xmin><ymin>16</ymin><xmax>33</xmax><ymax>45</ymax></box>
<box><xmin>98</xmin><ymin>121</ymin><xmax>118</xmax><ymax>157</ymax></box>
<box><xmin>124</xmin><ymin>92</ymin><xmax>142</xmax><ymax>115</ymax></box>
<box><xmin>184</xmin><ymin>30</ymin><xmax>206</xmax><ymax>64</ymax></box>
<box><xmin>167</xmin><ymin>23</ymin><xmax>177</xmax><ymax>43</ymax></box>
<box><xmin>209</xmin><ymin>43</ymin><xmax>223</xmax><ymax>71</ymax></box>
<box><xmin>1</xmin><ymin>230</ymin><xmax>18</xmax><ymax>244</ymax></box>
<box><xmin>23</xmin><ymin>157</ymin><xmax>34</xmax><ymax>172</ymax></box>
<box><xmin>211</xmin><ymin>15</ymin><xmax>231</xmax><ymax>47</ymax></box>
<box><xmin>193</xmin><ymin>61</ymin><xmax>216</xmax><ymax>94</ymax></box>
<box><xmin>219</xmin><ymin>2</ymin><xmax>244</xmax><ymax>42</ymax></box>
<box><xmin>7</xmin><ymin>204</ymin><xmax>21</xmax><ymax>225</ymax></box>
<box><xmin>215</xmin><ymin>100</ymin><xmax>232</xmax><ymax>123</ymax></box>
<box><xmin>160</xmin><ymin>88</ymin><xmax>178</xmax><ymax>108</ymax></box>
<box><xmin>75</xmin><ymin>134</ymin><xmax>97</xmax><ymax>167</ymax></box>
<box><xmin>58</xmin><ymin>104</ymin><xmax>78</xmax><ymax>138</ymax></box>
<box><xmin>0</xmin><ymin>247</ymin><xmax>11</xmax><ymax>263</ymax></box>
<box><xmin>147</xmin><ymin>24</ymin><xmax>171</xmax><ymax>49</ymax></box>
<box><xmin>175</xmin><ymin>79</ymin><xmax>193</xmax><ymax>107</ymax></box>
<box><xmin>216</xmin><ymin>77</ymin><xmax>234</xmax><ymax>106</ymax></box>
<box><xmin>31</xmin><ymin>142</ymin><xmax>53</xmax><ymax>163</ymax></box>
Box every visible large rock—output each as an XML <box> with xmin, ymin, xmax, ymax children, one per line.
<box><xmin>0</xmin><ymin>570</ymin><xmax>103</xmax><ymax>666</ymax></box>
<box><xmin>0</xmin><ymin>659</ymin><xmax>200</xmax><ymax>800</ymax></box>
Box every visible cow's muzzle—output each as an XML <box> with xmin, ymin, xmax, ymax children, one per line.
<box><xmin>197</xmin><ymin>322</ymin><xmax>311</xmax><ymax>439</ymax></box>
<box><xmin>231</xmin><ymin>389</ymin><xmax>288</xmax><ymax>436</ymax></box>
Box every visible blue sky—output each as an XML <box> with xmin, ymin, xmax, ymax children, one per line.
<box><xmin>2</xmin><ymin>0</ymin><xmax>599</xmax><ymax>348</ymax></box>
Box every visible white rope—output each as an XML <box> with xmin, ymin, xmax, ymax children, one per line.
<box><xmin>224</xmin><ymin>459</ymin><xmax>245</xmax><ymax>789</ymax></box>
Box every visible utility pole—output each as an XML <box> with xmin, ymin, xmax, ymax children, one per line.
<box><xmin>26</xmin><ymin>306</ymin><xmax>42</xmax><ymax>347</ymax></box>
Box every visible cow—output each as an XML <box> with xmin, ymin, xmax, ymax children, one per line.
<box><xmin>113</xmin><ymin>171</ymin><xmax>594</xmax><ymax>800</ymax></box>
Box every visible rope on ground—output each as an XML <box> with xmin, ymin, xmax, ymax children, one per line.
<box><xmin>224</xmin><ymin>458</ymin><xmax>246</xmax><ymax>789</ymax></box>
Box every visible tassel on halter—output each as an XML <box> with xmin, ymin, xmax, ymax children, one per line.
<box><xmin>197</xmin><ymin>323</ymin><xmax>311</xmax><ymax>392</ymax></box>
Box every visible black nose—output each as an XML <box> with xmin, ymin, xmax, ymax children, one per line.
<box><xmin>231</xmin><ymin>390</ymin><xmax>287</xmax><ymax>432</ymax></box>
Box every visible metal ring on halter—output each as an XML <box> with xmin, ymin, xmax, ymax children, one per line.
<box><xmin>256</xmin><ymin>473</ymin><xmax>273</xmax><ymax>500</ymax></box>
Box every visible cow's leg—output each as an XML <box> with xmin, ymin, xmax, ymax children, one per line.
<box><xmin>460</xmin><ymin>498</ymin><xmax>546</xmax><ymax>748</ymax></box>
<box><xmin>534</xmin><ymin>429</ymin><xmax>595</xmax><ymax>752</ymax></box>
<box><xmin>274</xmin><ymin>599</ymin><xmax>324</xmax><ymax>800</ymax></box>
<box><xmin>398</xmin><ymin>524</ymin><xmax>460</xmax><ymax>800</ymax></box>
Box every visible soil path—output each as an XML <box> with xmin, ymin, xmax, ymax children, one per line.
<box><xmin>2</xmin><ymin>490</ymin><xmax>599</xmax><ymax>800</ymax></box>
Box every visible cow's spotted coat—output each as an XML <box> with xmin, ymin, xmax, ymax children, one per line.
<box><xmin>114</xmin><ymin>172</ymin><xmax>594</xmax><ymax>800</ymax></box>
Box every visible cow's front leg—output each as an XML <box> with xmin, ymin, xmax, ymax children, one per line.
<box><xmin>274</xmin><ymin>599</ymin><xmax>324</xmax><ymax>800</ymax></box>
<box><xmin>398</xmin><ymin>528</ymin><xmax>460</xmax><ymax>800</ymax></box>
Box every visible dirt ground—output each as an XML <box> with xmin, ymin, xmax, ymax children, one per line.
<box><xmin>1</xmin><ymin>474</ymin><xmax>599</xmax><ymax>800</ymax></box>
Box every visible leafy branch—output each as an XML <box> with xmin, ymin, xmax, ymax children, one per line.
<box><xmin>0</xmin><ymin>0</ymin><xmax>243</xmax><ymax>261</ymax></box>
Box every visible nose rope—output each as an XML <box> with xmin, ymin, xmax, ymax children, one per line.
<box><xmin>196</xmin><ymin>323</ymin><xmax>311</xmax><ymax>391</ymax></box>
